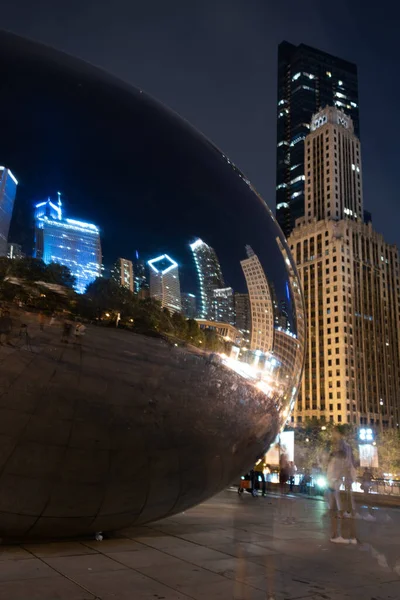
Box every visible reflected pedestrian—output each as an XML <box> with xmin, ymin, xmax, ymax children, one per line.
<box><xmin>288</xmin><ymin>461</ymin><xmax>297</xmax><ymax>492</ymax></box>
<box><xmin>38</xmin><ymin>311</ymin><xmax>46</xmax><ymax>331</ymax></box>
<box><xmin>279</xmin><ymin>451</ymin><xmax>289</xmax><ymax>494</ymax></box>
<box><xmin>73</xmin><ymin>321</ymin><xmax>86</xmax><ymax>347</ymax></box>
<box><xmin>254</xmin><ymin>456</ymin><xmax>267</xmax><ymax>497</ymax></box>
<box><xmin>61</xmin><ymin>318</ymin><xmax>73</xmax><ymax>343</ymax></box>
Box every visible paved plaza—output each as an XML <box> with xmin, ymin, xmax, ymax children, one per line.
<box><xmin>0</xmin><ymin>490</ymin><xmax>399</xmax><ymax>599</ymax></box>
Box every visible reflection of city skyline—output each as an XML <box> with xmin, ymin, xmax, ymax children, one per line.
<box><xmin>2</xmin><ymin>162</ymin><xmax>299</xmax><ymax>362</ymax></box>
<box><xmin>2</xmin><ymin>179</ymin><xmax>298</xmax><ymax>343</ymax></box>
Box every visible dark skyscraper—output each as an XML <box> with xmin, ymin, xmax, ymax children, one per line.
<box><xmin>276</xmin><ymin>42</ymin><xmax>359</xmax><ymax>237</ymax></box>
<box><xmin>0</xmin><ymin>167</ymin><xmax>18</xmax><ymax>256</ymax></box>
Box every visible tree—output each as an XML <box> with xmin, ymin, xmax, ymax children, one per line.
<box><xmin>171</xmin><ymin>311</ymin><xmax>187</xmax><ymax>338</ymax></box>
<box><xmin>7</xmin><ymin>257</ymin><xmax>48</xmax><ymax>282</ymax></box>
<box><xmin>46</xmin><ymin>262</ymin><xmax>76</xmax><ymax>288</ymax></box>
<box><xmin>377</xmin><ymin>430</ymin><xmax>400</xmax><ymax>476</ymax></box>
<box><xmin>85</xmin><ymin>277</ymin><xmax>137</xmax><ymax>317</ymax></box>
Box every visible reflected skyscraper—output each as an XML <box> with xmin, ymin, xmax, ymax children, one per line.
<box><xmin>234</xmin><ymin>292</ymin><xmax>251</xmax><ymax>344</ymax></box>
<box><xmin>148</xmin><ymin>254</ymin><xmax>181</xmax><ymax>313</ymax></box>
<box><xmin>134</xmin><ymin>251</ymin><xmax>148</xmax><ymax>295</ymax></box>
<box><xmin>7</xmin><ymin>242</ymin><xmax>23</xmax><ymax>259</ymax></box>
<box><xmin>0</xmin><ymin>167</ymin><xmax>18</xmax><ymax>256</ymax></box>
<box><xmin>212</xmin><ymin>287</ymin><xmax>235</xmax><ymax>325</ymax></box>
<box><xmin>240</xmin><ymin>246</ymin><xmax>274</xmax><ymax>354</ymax></box>
<box><xmin>190</xmin><ymin>238</ymin><xmax>225</xmax><ymax>319</ymax></box>
<box><xmin>181</xmin><ymin>293</ymin><xmax>196</xmax><ymax>319</ymax></box>
<box><xmin>34</xmin><ymin>196</ymin><xmax>102</xmax><ymax>294</ymax></box>
<box><xmin>112</xmin><ymin>257</ymin><xmax>134</xmax><ymax>292</ymax></box>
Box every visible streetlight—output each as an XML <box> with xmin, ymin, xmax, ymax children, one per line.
<box><xmin>321</xmin><ymin>426</ymin><xmax>327</xmax><ymax>431</ymax></box>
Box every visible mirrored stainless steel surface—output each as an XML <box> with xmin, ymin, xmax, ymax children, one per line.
<box><xmin>0</xmin><ymin>31</ymin><xmax>305</xmax><ymax>538</ymax></box>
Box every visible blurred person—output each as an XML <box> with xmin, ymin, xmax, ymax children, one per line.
<box><xmin>0</xmin><ymin>310</ymin><xmax>13</xmax><ymax>345</ymax></box>
<box><xmin>327</xmin><ymin>450</ymin><xmax>357</xmax><ymax>544</ymax></box>
<box><xmin>61</xmin><ymin>318</ymin><xmax>73</xmax><ymax>343</ymax></box>
<box><xmin>49</xmin><ymin>312</ymin><xmax>57</xmax><ymax>326</ymax></box>
<box><xmin>361</xmin><ymin>467</ymin><xmax>373</xmax><ymax>494</ymax></box>
<box><xmin>38</xmin><ymin>311</ymin><xmax>46</xmax><ymax>331</ymax></box>
<box><xmin>288</xmin><ymin>461</ymin><xmax>297</xmax><ymax>492</ymax></box>
<box><xmin>279</xmin><ymin>451</ymin><xmax>289</xmax><ymax>494</ymax></box>
<box><xmin>253</xmin><ymin>456</ymin><xmax>267</xmax><ymax>496</ymax></box>
<box><xmin>327</xmin><ymin>449</ymin><xmax>348</xmax><ymax>544</ymax></box>
<box><xmin>73</xmin><ymin>321</ymin><xmax>86</xmax><ymax>347</ymax></box>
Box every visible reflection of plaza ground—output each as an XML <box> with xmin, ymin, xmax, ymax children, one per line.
<box><xmin>0</xmin><ymin>311</ymin><xmax>281</xmax><ymax>538</ymax></box>
<box><xmin>0</xmin><ymin>490</ymin><xmax>398</xmax><ymax>599</ymax></box>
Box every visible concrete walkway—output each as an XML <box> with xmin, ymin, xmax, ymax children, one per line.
<box><xmin>0</xmin><ymin>490</ymin><xmax>399</xmax><ymax>599</ymax></box>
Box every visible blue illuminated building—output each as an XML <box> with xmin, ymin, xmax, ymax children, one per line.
<box><xmin>0</xmin><ymin>166</ymin><xmax>18</xmax><ymax>256</ymax></box>
<box><xmin>34</xmin><ymin>195</ymin><xmax>102</xmax><ymax>294</ymax></box>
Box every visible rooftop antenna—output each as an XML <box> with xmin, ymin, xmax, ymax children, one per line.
<box><xmin>57</xmin><ymin>191</ymin><xmax>62</xmax><ymax>220</ymax></box>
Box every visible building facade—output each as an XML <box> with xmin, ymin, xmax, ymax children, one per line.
<box><xmin>148</xmin><ymin>254</ymin><xmax>181</xmax><ymax>313</ymax></box>
<box><xmin>7</xmin><ymin>242</ymin><xmax>23</xmax><ymax>259</ymax></box>
<box><xmin>34</xmin><ymin>197</ymin><xmax>102</xmax><ymax>294</ymax></box>
<box><xmin>190</xmin><ymin>238</ymin><xmax>225</xmax><ymax>319</ymax></box>
<box><xmin>134</xmin><ymin>251</ymin><xmax>148</xmax><ymax>294</ymax></box>
<box><xmin>234</xmin><ymin>292</ymin><xmax>251</xmax><ymax>345</ymax></box>
<box><xmin>288</xmin><ymin>107</ymin><xmax>400</xmax><ymax>428</ymax></box>
<box><xmin>181</xmin><ymin>292</ymin><xmax>197</xmax><ymax>319</ymax></box>
<box><xmin>240</xmin><ymin>246</ymin><xmax>274</xmax><ymax>354</ymax></box>
<box><xmin>195</xmin><ymin>319</ymin><xmax>242</xmax><ymax>346</ymax></box>
<box><xmin>212</xmin><ymin>287</ymin><xmax>235</xmax><ymax>325</ymax></box>
<box><xmin>276</xmin><ymin>42</ymin><xmax>359</xmax><ymax>237</ymax></box>
<box><xmin>112</xmin><ymin>257</ymin><xmax>134</xmax><ymax>292</ymax></box>
<box><xmin>0</xmin><ymin>167</ymin><xmax>18</xmax><ymax>256</ymax></box>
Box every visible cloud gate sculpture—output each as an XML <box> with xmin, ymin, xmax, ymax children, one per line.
<box><xmin>0</xmin><ymin>32</ymin><xmax>305</xmax><ymax>538</ymax></box>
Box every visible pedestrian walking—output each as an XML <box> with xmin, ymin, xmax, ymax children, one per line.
<box><xmin>73</xmin><ymin>321</ymin><xmax>86</xmax><ymax>347</ymax></box>
<box><xmin>288</xmin><ymin>461</ymin><xmax>297</xmax><ymax>492</ymax></box>
<box><xmin>361</xmin><ymin>468</ymin><xmax>373</xmax><ymax>494</ymax></box>
<box><xmin>38</xmin><ymin>311</ymin><xmax>46</xmax><ymax>331</ymax></box>
<box><xmin>279</xmin><ymin>451</ymin><xmax>289</xmax><ymax>494</ymax></box>
<box><xmin>326</xmin><ymin>450</ymin><xmax>357</xmax><ymax>545</ymax></box>
<box><xmin>253</xmin><ymin>456</ymin><xmax>267</xmax><ymax>496</ymax></box>
<box><xmin>61</xmin><ymin>318</ymin><xmax>73</xmax><ymax>343</ymax></box>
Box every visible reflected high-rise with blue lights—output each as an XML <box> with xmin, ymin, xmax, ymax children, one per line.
<box><xmin>34</xmin><ymin>195</ymin><xmax>102</xmax><ymax>294</ymax></box>
<box><xmin>0</xmin><ymin>166</ymin><xmax>18</xmax><ymax>256</ymax></box>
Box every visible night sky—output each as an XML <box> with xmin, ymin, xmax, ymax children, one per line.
<box><xmin>1</xmin><ymin>1</ymin><xmax>399</xmax><ymax>248</ymax></box>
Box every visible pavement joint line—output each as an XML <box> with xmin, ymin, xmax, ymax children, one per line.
<box><xmin>20</xmin><ymin>544</ymin><xmax>98</xmax><ymax>599</ymax></box>
<box><xmin>96</xmin><ymin>528</ymin><xmax>279</xmax><ymax>595</ymax></box>
<box><xmin>78</xmin><ymin>537</ymin><xmax>197</xmax><ymax>600</ymax></box>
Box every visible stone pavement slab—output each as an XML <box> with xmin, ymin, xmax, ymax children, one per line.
<box><xmin>0</xmin><ymin>490</ymin><xmax>399</xmax><ymax>599</ymax></box>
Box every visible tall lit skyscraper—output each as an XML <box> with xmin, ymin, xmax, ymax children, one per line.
<box><xmin>0</xmin><ymin>167</ymin><xmax>18</xmax><ymax>256</ymax></box>
<box><xmin>148</xmin><ymin>254</ymin><xmax>181</xmax><ymax>313</ymax></box>
<box><xmin>181</xmin><ymin>292</ymin><xmax>196</xmax><ymax>319</ymax></box>
<box><xmin>276</xmin><ymin>42</ymin><xmax>359</xmax><ymax>237</ymax></box>
<box><xmin>212</xmin><ymin>287</ymin><xmax>235</xmax><ymax>325</ymax></box>
<box><xmin>190</xmin><ymin>238</ymin><xmax>225</xmax><ymax>319</ymax></box>
<box><xmin>34</xmin><ymin>196</ymin><xmax>102</xmax><ymax>294</ymax></box>
<box><xmin>112</xmin><ymin>257</ymin><xmax>134</xmax><ymax>292</ymax></box>
<box><xmin>288</xmin><ymin>107</ymin><xmax>400</xmax><ymax>428</ymax></box>
<box><xmin>134</xmin><ymin>251</ymin><xmax>148</xmax><ymax>296</ymax></box>
<box><xmin>240</xmin><ymin>246</ymin><xmax>274</xmax><ymax>354</ymax></box>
